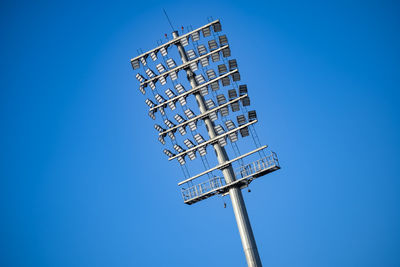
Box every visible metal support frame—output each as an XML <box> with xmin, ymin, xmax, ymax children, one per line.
<box><xmin>178</xmin><ymin>145</ymin><xmax>268</xmax><ymax>185</ymax></box>
<box><xmin>173</xmin><ymin>31</ymin><xmax>262</xmax><ymax>267</ymax></box>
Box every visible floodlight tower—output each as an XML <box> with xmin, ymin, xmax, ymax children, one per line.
<box><xmin>130</xmin><ymin>19</ymin><xmax>280</xmax><ymax>267</ymax></box>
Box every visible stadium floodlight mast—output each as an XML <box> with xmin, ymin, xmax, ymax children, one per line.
<box><xmin>130</xmin><ymin>17</ymin><xmax>280</xmax><ymax>267</ymax></box>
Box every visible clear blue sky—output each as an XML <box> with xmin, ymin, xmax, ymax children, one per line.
<box><xmin>1</xmin><ymin>0</ymin><xmax>399</xmax><ymax>266</ymax></box>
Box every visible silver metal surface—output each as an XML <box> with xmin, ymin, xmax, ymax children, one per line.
<box><xmin>173</xmin><ymin>31</ymin><xmax>262</xmax><ymax>267</ymax></box>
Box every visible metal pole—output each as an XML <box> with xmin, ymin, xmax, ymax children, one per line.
<box><xmin>172</xmin><ymin>31</ymin><xmax>262</xmax><ymax>267</ymax></box>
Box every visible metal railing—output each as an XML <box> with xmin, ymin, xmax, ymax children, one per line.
<box><xmin>181</xmin><ymin>152</ymin><xmax>279</xmax><ymax>202</ymax></box>
<box><xmin>235</xmin><ymin>152</ymin><xmax>279</xmax><ymax>179</ymax></box>
<box><xmin>182</xmin><ymin>176</ymin><xmax>226</xmax><ymax>201</ymax></box>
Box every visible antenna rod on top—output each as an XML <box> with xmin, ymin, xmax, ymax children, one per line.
<box><xmin>163</xmin><ymin>9</ymin><xmax>175</xmax><ymax>31</ymax></box>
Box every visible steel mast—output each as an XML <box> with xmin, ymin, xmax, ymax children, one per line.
<box><xmin>173</xmin><ymin>30</ymin><xmax>262</xmax><ymax>267</ymax></box>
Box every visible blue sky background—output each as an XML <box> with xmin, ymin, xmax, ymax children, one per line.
<box><xmin>1</xmin><ymin>0</ymin><xmax>399</xmax><ymax>266</ymax></box>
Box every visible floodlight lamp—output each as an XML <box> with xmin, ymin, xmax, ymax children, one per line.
<box><xmin>183</xmin><ymin>139</ymin><xmax>195</xmax><ymax>148</ymax></box>
<box><xmin>148</xmin><ymin>110</ymin><xmax>156</xmax><ymax>120</ymax></box>
<box><xmin>139</xmin><ymin>86</ymin><xmax>146</xmax><ymax>95</ymax></box>
<box><xmin>237</xmin><ymin>114</ymin><xmax>247</xmax><ymax>125</ymax></box>
<box><xmin>154</xmin><ymin>124</ymin><xmax>165</xmax><ymax>132</ymax></box>
<box><xmin>170</xmin><ymin>71</ymin><xmax>178</xmax><ymax>81</ymax></box>
<box><xmin>206</xmin><ymin>69</ymin><xmax>216</xmax><ymax>80</ymax></box>
<box><xmin>239</xmin><ymin>127</ymin><xmax>249</xmax><ymax>137</ymax></box>
<box><xmin>131</xmin><ymin>59</ymin><xmax>140</xmax><ymax>70</ymax></box>
<box><xmin>178</xmin><ymin>96</ymin><xmax>187</xmax><ymax>106</ymax></box>
<box><xmin>145</xmin><ymin>68</ymin><xmax>155</xmax><ymax>78</ymax></box>
<box><xmin>168</xmin><ymin>131</ymin><xmax>175</xmax><ymax>140</ymax></box>
<box><xmin>248</xmin><ymin>110</ymin><xmax>257</xmax><ymax>121</ymax></box>
<box><xmin>174</xmin><ymin>114</ymin><xmax>185</xmax><ymax>123</ymax></box>
<box><xmin>218</xmin><ymin>64</ymin><xmax>227</xmax><ymax>75</ymax></box>
<box><xmin>145</xmin><ymin>98</ymin><xmax>155</xmax><ymax>108</ymax></box>
<box><xmin>210</xmin><ymin>81</ymin><xmax>219</xmax><ymax>91</ymax></box>
<box><xmin>156</xmin><ymin>63</ymin><xmax>166</xmax><ymax>73</ymax></box>
<box><xmin>178</xmin><ymin>126</ymin><xmax>187</xmax><ymax>136</ymax></box>
<box><xmin>219</xmin><ymin>35</ymin><xmax>228</xmax><ymax>46</ymax></box>
<box><xmin>231</xmin><ymin>101</ymin><xmax>240</xmax><ymax>112</ymax></box>
<box><xmin>216</xmin><ymin>94</ymin><xmax>227</xmax><ymax>105</ymax></box>
<box><xmin>221</xmin><ymin>76</ymin><xmax>230</xmax><ymax>87</ymax></box>
<box><xmin>177</xmin><ymin>156</ymin><xmax>185</xmax><ymax>165</ymax></box>
<box><xmin>159</xmin><ymin>75</ymin><xmax>167</xmax><ymax>85</ymax></box>
<box><xmin>168</xmin><ymin>102</ymin><xmax>176</xmax><ymax>110</ymax></box>
<box><xmin>199</xmin><ymin>86</ymin><xmax>209</xmax><ymax>96</ymax></box>
<box><xmin>213</xmin><ymin>21</ymin><xmax>222</xmax><ymax>32</ymax></box>
<box><xmin>228</xmin><ymin>89</ymin><xmax>238</xmax><ymax>100</ymax></box>
<box><xmin>150</xmin><ymin>51</ymin><xmax>157</xmax><ymax>61</ymax></box>
<box><xmin>208</xmin><ymin>40</ymin><xmax>218</xmax><ymax>51</ymax></box>
<box><xmin>187</xmin><ymin>49</ymin><xmax>196</xmax><ymax>60</ymax></box>
<box><xmin>140</xmin><ymin>56</ymin><xmax>147</xmax><ymax>66</ymax></box>
<box><xmin>239</xmin><ymin>84</ymin><xmax>248</xmax><ymax>96</ymax></box>
<box><xmin>175</xmin><ymin>84</ymin><xmax>185</xmax><ymax>94</ymax></box>
<box><xmin>163</xmin><ymin>149</ymin><xmax>175</xmax><ymax>157</ymax></box>
<box><xmin>222</xmin><ymin>47</ymin><xmax>231</xmax><ymax>57</ymax></box>
<box><xmin>173</xmin><ymin>144</ymin><xmax>184</xmax><ymax>153</ymax></box>
<box><xmin>242</xmin><ymin>96</ymin><xmax>250</xmax><ymax>106</ymax></box>
<box><xmin>191</xmin><ymin>31</ymin><xmax>200</xmax><ymax>42</ymax></box>
<box><xmin>194</xmin><ymin>133</ymin><xmax>205</xmax><ymax>144</ymax></box>
<box><xmin>232</xmin><ymin>72</ymin><xmax>241</xmax><ymax>82</ymax></box>
<box><xmin>188</xmin><ymin>121</ymin><xmax>197</xmax><ymax>131</ymax></box>
<box><xmin>158</xmin><ymin>135</ymin><xmax>166</xmax><ymax>145</ymax></box>
<box><xmin>165</xmin><ymin>89</ymin><xmax>176</xmax><ymax>98</ymax></box>
<box><xmin>214</xmin><ymin>124</ymin><xmax>227</xmax><ymax>146</ymax></box>
<box><xmin>166</xmin><ymin>58</ymin><xmax>176</xmax><ymax>69</ymax></box>
<box><xmin>184</xmin><ymin>109</ymin><xmax>195</xmax><ymax>119</ymax></box>
<box><xmin>159</xmin><ymin>106</ymin><xmax>166</xmax><ymax>116</ymax></box>
<box><xmin>197</xmin><ymin>45</ymin><xmax>207</xmax><ymax>56</ymax></box>
<box><xmin>136</xmin><ymin>73</ymin><xmax>145</xmax><ymax>83</ymax></box>
<box><xmin>164</xmin><ymin>119</ymin><xmax>176</xmax><ymax>128</ymax></box>
<box><xmin>200</xmin><ymin>57</ymin><xmax>209</xmax><ymax>67</ymax></box>
<box><xmin>195</xmin><ymin>74</ymin><xmax>206</xmax><ymax>84</ymax></box>
<box><xmin>189</xmin><ymin>62</ymin><xmax>198</xmax><ymax>72</ymax></box>
<box><xmin>211</xmin><ymin>52</ymin><xmax>220</xmax><ymax>62</ymax></box>
<box><xmin>160</xmin><ymin>46</ymin><xmax>168</xmax><ymax>56</ymax></box>
<box><xmin>155</xmin><ymin>94</ymin><xmax>166</xmax><ymax>104</ymax></box>
<box><xmin>180</xmin><ymin>37</ymin><xmax>189</xmax><ymax>46</ymax></box>
<box><xmin>149</xmin><ymin>81</ymin><xmax>156</xmax><ymax>90</ymax></box>
<box><xmin>202</xmin><ymin>26</ymin><xmax>211</xmax><ymax>37</ymax></box>
<box><xmin>228</xmin><ymin>59</ymin><xmax>238</xmax><ymax>70</ymax></box>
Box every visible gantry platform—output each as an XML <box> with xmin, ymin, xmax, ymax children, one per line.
<box><xmin>181</xmin><ymin>152</ymin><xmax>280</xmax><ymax>205</ymax></box>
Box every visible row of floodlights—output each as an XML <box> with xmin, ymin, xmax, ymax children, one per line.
<box><xmin>144</xmin><ymin>67</ymin><xmax>243</xmax><ymax>120</ymax></box>
<box><xmin>145</xmin><ymin>80</ymin><xmax>250</xmax><ymax>120</ymax></box>
<box><xmin>153</xmin><ymin>87</ymin><xmax>251</xmax><ymax>144</ymax></box>
<box><xmin>134</xmin><ymin>42</ymin><xmax>231</xmax><ymax>93</ymax></box>
<box><xmin>163</xmin><ymin>110</ymin><xmax>257</xmax><ymax>165</ymax></box>
<box><xmin>131</xmin><ymin>21</ymin><xmax>223</xmax><ymax>70</ymax></box>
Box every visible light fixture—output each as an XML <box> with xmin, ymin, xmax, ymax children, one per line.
<box><xmin>150</xmin><ymin>51</ymin><xmax>157</xmax><ymax>61</ymax></box>
<box><xmin>208</xmin><ymin>40</ymin><xmax>218</xmax><ymax>51</ymax></box>
<box><xmin>202</xmin><ymin>26</ymin><xmax>211</xmax><ymax>37</ymax></box>
<box><xmin>206</xmin><ymin>69</ymin><xmax>217</xmax><ymax>80</ymax></box>
<box><xmin>130</xmin><ymin>19</ymin><xmax>280</xmax><ymax>267</ymax></box>
<box><xmin>187</xmin><ymin>49</ymin><xmax>196</xmax><ymax>60</ymax></box>
<box><xmin>219</xmin><ymin>35</ymin><xmax>228</xmax><ymax>46</ymax></box>
<box><xmin>197</xmin><ymin>44</ymin><xmax>207</xmax><ymax>55</ymax></box>
<box><xmin>166</xmin><ymin>58</ymin><xmax>176</xmax><ymax>69</ymax></box>
<box><xmin>191</xmin><ymin>31</ymin><xmax>200</xmax><ymax>42</ymax></box>
<box><xmin>205</xmin><ymin>99</ymin><xmax>218</xmax><ymax>121</ymax></box>
<box><xmin>228</xmin><ymin>59</ymin><xmax>237</xmax><ymax>70</ymax></box>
